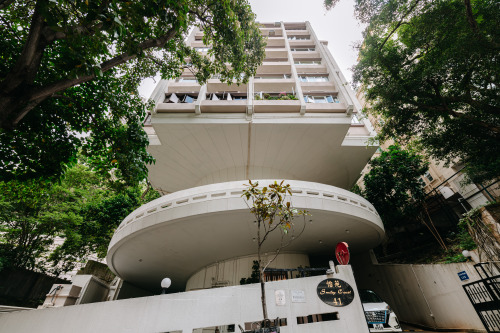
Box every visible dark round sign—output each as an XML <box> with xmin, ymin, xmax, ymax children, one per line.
<box><xmin>316</xmin><ymin>278</ymin><xmax>355</xmax><ymax>307</ymax></box>
<box><xmin>335</xmin><ymin>242</ymin><xmax>350</xmax><ymax>265</ymax></box>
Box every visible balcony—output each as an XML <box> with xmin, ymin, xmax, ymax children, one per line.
<box><xmin>266</xmin><ymin>37</ymin><xmax>286</xmax><ymax>48</ymax></box>
<box><xmin>264</xmin><ymin>48</ymin><xmax>288</xmax><ymax>59</ymax></box>
<box><xmin>291</xmin><ymin>50</ymin><xmax>321</xmax><ymax>59</ymax></box>
<box><xmin>289</xmin><ymin>40</ymin><xmax>315</xmax><ymax>48</ymax></box>
<box><xmin>303</xmin><ymin>95</ymin><xmax>346</xmax><ymax>113</ymax></box>
<box><xmin>206</xmin><ymin>78</ymin><xmax>247</xmax><ymax>93</ymax></box>
<box><xmin>200</xmin><ymin>93</ymin><xmax>247</xmax><ymax>113</ymax></box>
<box><xmin>295</xmin><ymin>62</ymin><xmax>327</xmax><ymax>74</ymax></box>
<box><xmin>256</xmin><ymin>61</ymin><xmax>292</xmax><ymax>74</ymax></box>
<box><xmin>298</xmin><ymin>75</ymin><xmax>335</xmax><ymax>91</ymax></box>
<box><xmin>167</xmin><ymin>77</ymin><xmax>201</xmax><ymax>93</ymax></box>
<box><xmin>260</xmin><ymin>27</ymin><xmax>283</xmax><ymax>37</ymax></box>
<box><xmin>156</xmin><ymin>93</ymin><xmax>198</xmax><ymax>113</ymax></box>
<box><xmin>253</xmin><ymin>75</ymin><xmax>295</xmax><ymax>92</ymax></box>
<box><xmin>253</xmin><ymin>92</ymin><xmax>301</xmax><ymax>113</ymax></box>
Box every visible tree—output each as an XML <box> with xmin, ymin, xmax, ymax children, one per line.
<box><xmin>325</xmin><ymin>0</ymin><xmax>499</xmax><ymax>183</ymax></box>
<box><xmin>0</xmin><ymin>0</ymin><xmax>265</xmax><ymax>184</ymax></box>
<box><xmin>242</xmin><ymin>180</ymin><xmax>306</xmax><ymax>323</ymax></box>
<box><xmin>357</xmin><ymin>145</ymin><xmax>428</xmax><ymax>229</ymax></box>
<box><xmin>0</xmin><ymin>160</ymin><xmax>159</xmax><ymax>275</ymax></box>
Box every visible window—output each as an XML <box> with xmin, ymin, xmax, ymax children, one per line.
<box><xmin>254</xmin><ymin>74</ymin><xmax>291</xmax><ymax>79</ymax></box>
<box><xmin>294</xmin><ymin>60</ymin><xmax>321</xmax><ymax>65</ymax></box>
<box><xmin>304</xmin><ymin>95</ymin><xmax>339</xmax><ymax>103</ymax></box>
<box><xmin>165</xmin><ymin>93</ymin><xmax>198</xmax><ymax>103</ymax></box>
<box><xmin>194</xmin><ymin>47</ymin><xmax>210</xmax><ymax>52</ymax></box>
<box><xmin>418</xmin><ymin>178</ymin><xmax>426</xmax><ymax>187</ymax></box>
<box><xmin>291</xmin><ymin>48</ymin><xmax>315</xmax><ymax>51</ymax></box>
<box><xmin>288</xmin><ymin>36</ymin><xmax>310</xmax><ymax>40</ymax></box>
<box><xmin>207</xmin><ymin>93</ymin><xmax>246</xmax><ymax>101</ymax></box>
<box><xmin>424</xmin><ymin>171</ymin><xmax>434</xmax><ymax>182</ymax></box>
<box><xmin>298</xmin><ymin>75</ymin><xmax>328</xmax><ymax>82</ymax></box>
<box><xmin>176</xmin><ymin>77</ymin><xmax>197</xmax><ymax>82</ymax></box>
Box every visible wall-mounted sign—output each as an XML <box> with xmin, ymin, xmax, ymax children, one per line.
<box><xmin>291</xmin><ymin>290</ymin><xmax>305</xmax><ymax>303</ymax></box>
<box><xmin>335</xmin><ymin>242</ymin><xmax>350</xmax><ymax>265</ymax></box>
<box><xmin>275</xmin><ymin>290</ymin><xmax>286</xmax><ymax>306</ymax></box>
<box><xmin>458</xmin><ymin>271</ymin><xmax>470</xmax><ymax>281</ymax></box>
<box><xmin>317</xmin><ymin>278</ymin><xmax>355</xmax><ymax>307</ymax></box>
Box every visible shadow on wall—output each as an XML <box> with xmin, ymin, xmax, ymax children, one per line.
<box><xmin>350</xmin><ymin>251</ymin><xmax>486</xmax><ymax>332</ymax></box>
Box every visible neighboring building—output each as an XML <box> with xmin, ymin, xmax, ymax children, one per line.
<box><xmin>355</xmin><ymin>89</ymin><xmax>500</xmax><ymax>228</ymax></box>
<box><xmin>106</xmin><ymin>22</ymin><xmax>383</xmax><ymax>294</ymax></box>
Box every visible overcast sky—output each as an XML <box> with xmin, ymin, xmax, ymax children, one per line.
<box><xmin>138</xmin><ymin>0</ymin><xmax>364</xmax><ymax>99</ymax></box>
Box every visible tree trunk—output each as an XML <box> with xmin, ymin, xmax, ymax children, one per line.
<box><xmin>259</xmin><ymin>267</ymin><xmax>268</xmax><ymax>320</ymax></box>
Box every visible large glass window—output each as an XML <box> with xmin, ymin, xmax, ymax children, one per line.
<box><xmin>303</xmin><ymin>95</ymin><xmax>339</xmax><ymax>103</ymax></box>
<box><xmin>254</xmin><ymin>74</ymin><xmax>291</xmax><ymax>79</ymax></box>
<box><xmin>294</xmin><ymin>60</ymin><xmax>321</xmax><ymax>65</ymax></box>
<box><xmin>194</xmin><ymin>47</ymin><xmax>210</xmax><ymax>52</ymax></box>
<box><xmin>288</xmin><ymin>36</ymin><xmax>310</xmax><ymax>40</ymax></box>
<box><xmin>291</xmin><ymin>48</ymin><xmax>315</xmax><ymax>51</ymax></box>
<box><xmin>299</xmin><ymin>76</ymin><xmax>329</xmax><ymax>82</ymax></box>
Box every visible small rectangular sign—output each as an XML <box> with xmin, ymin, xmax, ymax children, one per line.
<box><xmin>291</xmin><ymin>290</ymin><xmax>305</xmax><ymax>303</ymax></box>
<box><xmin>458</xmin><ymin>271</ymin><xmax>469</xmax><ymax>281</ymax></box>
<box><xmin>275</xmin><ymin>290</ymin><xmax>286</xmax><ymax>306</ymax></box>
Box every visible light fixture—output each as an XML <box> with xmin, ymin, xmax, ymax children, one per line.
<box><xmin>161</xmin><ymin>278</ymin><xmax>172</xmax><ymax>294</ymax></box>
<box><xmin>345</xmin><ymin>229</ymin><xmax>350</xmax><ymax>234</ymax></box>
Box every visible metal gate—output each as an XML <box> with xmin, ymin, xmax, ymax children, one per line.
<box><xmin>463</xmin><ymin>263</ymin><xmax>500</xmax><ymax>333</ymax></box>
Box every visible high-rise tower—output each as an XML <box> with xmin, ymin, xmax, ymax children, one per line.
<box><xmin>107</xmin><ymin>22</ymin><xmax>384</xmax><ymax>293</ymax></box>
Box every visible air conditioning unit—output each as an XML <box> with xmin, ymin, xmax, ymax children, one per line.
<box><xmin>439</xmin><ymin>186</ymin><xmax>455</xmax><ymax>199</ymax></box>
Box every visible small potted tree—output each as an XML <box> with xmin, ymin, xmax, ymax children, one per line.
<box><xmin>242</xmin><ymin>180</ymin><xmax>307</xmax><ymax>333</ymax></box>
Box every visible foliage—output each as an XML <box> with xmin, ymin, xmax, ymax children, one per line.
<box><xmin>240</xmin><ymin>260</ymin><xmax>260</xmax><ymax>285</ymax></box>
<box><xmin>242</xmin><ymin>180</ymin><xmax>307</xmax><ymax>320</ymax></box>
<box><xmin>0</xmin><ymin>161</ymin><xmax>159</xmax><ymax>275</ymax></box>
<box><xmin>344</xmin><ymin>0</ymin><xmax>500</xmax><ymax>183</ymax></box>
<box><xmin>0</xmin><ymin>0</ymin><xmax>265</xmax><ymax>184</ymax></box>
<box><xmin>358</xmin><ymin>145</ymin><xmax>428</xmax><ymax>228</ymax></box>
<box><xmin>254</xmin><ymin>93</ymin><xmax>298</xmax><ymax>101</ymax></box>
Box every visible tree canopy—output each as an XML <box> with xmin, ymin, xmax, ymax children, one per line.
<box><xmin>0</xmin><ymin>0</ymin><xmax>265</xmax><ymax>184</ymax></box>
<box><xmin>0</xmin><ymin>160</ymin><xmax>159</xmax><ymax>275</ymax></box>
<box><xmin>326</xmin><ymin>0</ymin><xmax>499</xmax><ymax>183</ymax></box>
<box><xmin>356</xmin><ymin>145</ymin><xmax>428</xmax><ymax>229</ymax></box>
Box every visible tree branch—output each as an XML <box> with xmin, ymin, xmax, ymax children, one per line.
<box><xmin>378</xmin><ymin>0</ymin><xmax>421</xmax><ymax>51</ymax></box>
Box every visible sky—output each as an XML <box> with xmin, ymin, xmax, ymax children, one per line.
<box><xmin>138</xmin><ymin>0</ymin><xmax>365</xmax><ymax>99</ymax></box>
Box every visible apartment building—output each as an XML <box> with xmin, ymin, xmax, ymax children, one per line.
<box><xmin>107</xmin><ymin>21</ymin><xmax>383</xmax><ymax>294</ymax></box>
<box><xmin>355</xmin><ymin>89</ymin><xmax>499</xmax><ymax>227</ymax></box>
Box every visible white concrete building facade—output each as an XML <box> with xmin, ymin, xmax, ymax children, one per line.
<box><xmin>106</xmin><ymin>21</ymin><xmax>383</xmax><ymax>294</ymax></box>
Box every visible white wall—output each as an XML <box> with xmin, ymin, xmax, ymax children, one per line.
<box><xmin>0</xmin><ymin>266</ymin><xmax>369</xmax><ymax>333</ymax></box>
<box><xmin>352</xmin><ymin>253</ymin><xmax>486</xmax><ymax>331</ymax></box>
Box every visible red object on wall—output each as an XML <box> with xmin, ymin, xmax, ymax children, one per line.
<box><xmin>335</xmin><ymin>242</ymin><xmax>350</xmax><ymax>265</ymax></box>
